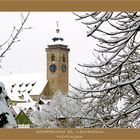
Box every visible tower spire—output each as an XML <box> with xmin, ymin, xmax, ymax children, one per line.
<box><xmin>52</xmin><ymin>21</ymin><xmax>64</xmax><ymax>42</ymax></box>
<box><xmin>56</xmin><ymin>21</ymin><xmax>60</xmax><ymax>33</ymax></box>
<box><xmin>56</xmin><ymin>21</ymin><xmax>59</xmax><ymax>28</ymax></box>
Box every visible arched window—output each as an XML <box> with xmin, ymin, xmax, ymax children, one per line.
<box><xmin>51</xmin><ymin>54</ymin><xmax>55</xmax><ymax>61</ymax></box>
<box><xmin>63</xmin><ymin>54</ymin><xmax>65</xmax><ymax>62</ymax></box>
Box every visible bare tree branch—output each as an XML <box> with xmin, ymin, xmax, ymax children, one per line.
<box><xmin>0</xmin><ymin>12</ymin><xmax>30</xmax><ymax>64</ymax></box>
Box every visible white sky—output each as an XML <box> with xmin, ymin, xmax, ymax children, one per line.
<box><xmin>0</xmin><ymin>12</ymin><xmax>97</xmax><ymax>87</ymax></box>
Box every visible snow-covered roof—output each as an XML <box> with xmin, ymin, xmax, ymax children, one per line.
<box><xmin>12</xmin><ymin>101</ymin><xmax>36</xmax><ymax>115</ymax></box>
<box><xmin>48</xmin><ymin>27</ymin><xmax>68</xmax><ymax>46</ymax></box>
<box><xmin>0</xmin><ymin>72</ymin><xmax>47</xmax><ymax>102</ymax></box>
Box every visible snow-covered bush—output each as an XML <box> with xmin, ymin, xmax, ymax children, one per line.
<box><xmin>0</xmin><ymin>82</ymin><xmax>16</xmax><ymax>128</ymax></box>
<box><xmin>30</xmin><ymin>91</ymin><xmax>86</xmax><ymax>128</ymax></box>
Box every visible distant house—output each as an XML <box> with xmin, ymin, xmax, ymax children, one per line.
<box><xmin>15</xmin><ymin>110</ymin><xmax>32</xmax><ymax>128</ymax></box>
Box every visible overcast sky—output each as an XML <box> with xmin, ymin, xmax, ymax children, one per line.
<box><xmin>0</xmin><ymin>12</ymin><xmax>97</xmax><ymax>86</ymax></box>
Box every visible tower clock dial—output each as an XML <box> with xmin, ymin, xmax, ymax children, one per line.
<box><xmin>50</xmin><ymin>64</ymin><xmax>57</xmax><ymax>73</ymax></box>
<box><xmin>62</xmin><ymin>64</ymin><xmax>66</xmax><ymax>72</ymax></box>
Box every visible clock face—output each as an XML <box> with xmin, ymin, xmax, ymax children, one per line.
<box><xmin>62</xmin><ymin>64</ymin><xmax>66</xmax><ymax>72</ymax></box>
<box><xmin>50</xmin><ymin>64</ymin><xmax>56</xmax><ymax>73</ymax></box>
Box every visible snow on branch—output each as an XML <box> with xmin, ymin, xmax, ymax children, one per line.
<box><xmin>70</xmin><ymin>75</ymin><xmax>140</xmax><ymax>93</ymax></box>
<box><xmin>72</xmin><ymin>12</ymin><xmax>140</xmax><ymax>128</ymax></box>
<box><xmin>76</xmin><ymin>41</ymin><xmax>140</xmax><ymax>78</ymax></box>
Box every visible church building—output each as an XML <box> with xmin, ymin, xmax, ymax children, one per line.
<box><xmin>43</xmin><ymin>23</ymin><xmax>70</xmax><ymax>98</ymax></box>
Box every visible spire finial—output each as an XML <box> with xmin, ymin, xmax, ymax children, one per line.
<box><xmin>56</xmin><ymin>21</ymin><xmax>60</xmax><ymax>33</ymax></box>
<box><xmin>56</xmin><ymin>21</ymin><xmax>59</xmax><ymax>28</ymax></box>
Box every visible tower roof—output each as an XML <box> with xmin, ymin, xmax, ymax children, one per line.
<box><xmin>49</xmin><ymin>22</ymin><xmax>67</xmax><ymax>45</ymax></box>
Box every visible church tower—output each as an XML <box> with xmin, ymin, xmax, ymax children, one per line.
<box><xmin>44</xmin><ymin>23</ymin><xmax>70</xmax><ymax>98</ymax></box>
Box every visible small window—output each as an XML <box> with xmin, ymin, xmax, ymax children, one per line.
<box><xmin>63</xmin><ymin>54</ymin><xmax>65</xmax><ymax>62</ymax></box>
<box><xmin>52</xmin><ymin>79</ymin><xmax>54</xmax><ymax>84</ymax></box>
<box><xmin>51</xmin><ymin>54</ymin><xmax>55</xmax><ymax>61</ymax></box>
